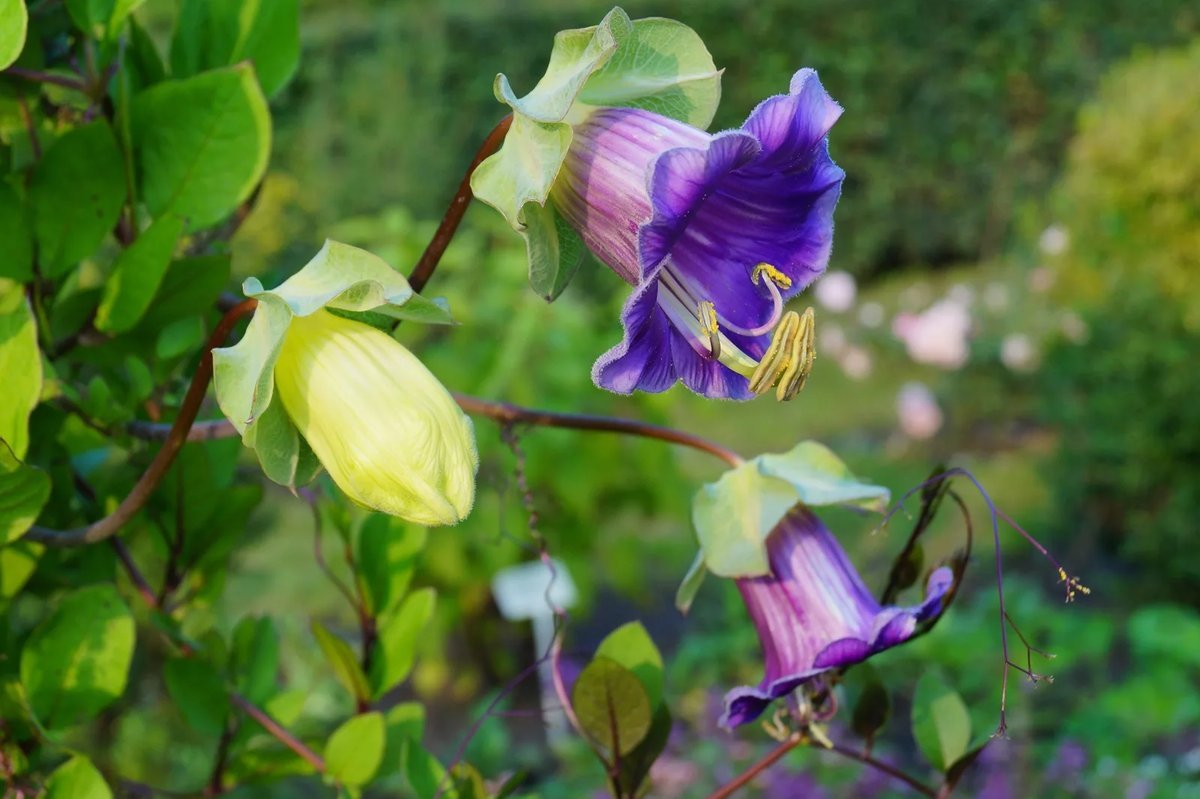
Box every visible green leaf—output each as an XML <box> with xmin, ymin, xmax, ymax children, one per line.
<box><xmin>356</xmin><ymin>516</ymin><xmax>425</xmax><ymax>618</ymax></box>
<box><xmin>0</xmin><ymin>441</ymin><xmax>50</xmax><ymax>544</ymax></box>
<box><xmin>155</xmin><ymin>315</ymin><xmax>205</xmax><ymax>359</ymax></box>
<box><xmin>449</xmin><ymin>763</ymin><xmax>488</xmax><ymax>799</ymax></box>
<box><xmin>45</xmin><ymin>756</ymin><xmax>112</xmax><ymax>799</ymax></box>
<box><xmin>693</xmin><ymin>441</ymin><xmax>890</xmax><ymax>577</ymax></box>
<box><xmin>0</xmin><ymin>281</ymin><xmax>41</xmax><ymax>460</ymax></box>
<box><xmin>0</xmin><ymin>539</ymin><xmax>41</xmax><ymax>600</ymax></box>
<box><xmin>325</xmin><ymin>711</ymin><xmax>385</xmax><ymax>788</ymax></box>
<box><xmin>0</xmin><ymin>182</ymin><xmax>32</xmax><ymax>281</ymax></box>
<box><xmin>126</xmin><ymin>15</ymin><xmax>166</xmax><ymax>88</ymax></box>
<box><xmin>848</xmin><ymin>664</ymin><xmax>891</xmax><ymax>740</ymax></box>
<box><xmin>406</xmin><ymin>744</ymin><xmax>456</xmax><ymax>799</ymax></box>
<box><xmin>617</xmin><ymin>705</ymin><xmax>671</xmax><ymax>797</ymax></box>
<box><xmin>230</xmin><ymin>615</ymin><xmax>279</xmax><ymax>703</ymax></box>
<box><xmin>572</xmin><ymin>656</ymin><xmax>652</xmax><ymax>758</ymax></box>
<box><xmin>521</xmin><ymin>200</ymin><xmax>585</xmax><ymax>302</ymax></box>
<box><xmin>595</xmin><ymin>622</ymin><xmax>664</xmax><ymax>708</ymax></box>
<box><xmin>911</xmin><ymin>672</ymin><xmax>971</xmax><ymax>772</ymax></box>
<box><xmin>312</xmin><ymin>619</ymin><xmax>371</xmax><ymax>703</ymax></box>
<box><xmin>0</xmin><ymin>0</ymin><xmax>27</xmax><ymax>70</ymax></box>
<box><xmin>20</xmin><ymin>584</ymin><xmax>135</xmax><ymax>729</ymax></box>
<box><xmin>368</xmin><ymin>588</ymin><xmax>435</xmax><ymax>699</ymax></box>
<box><xmin>163</xmin><ymin>657</ymin><xmax>230</xmax><ymax>736</ymax></box>
<box><xmin>95</xmin><ymin>215</ymin><xmax>184</xmax><ymax>333</ymax></box>
<box><xmin>674</xmin><ymin>551</ymin><xmax>707</xmax><ymax>614</ymax></box>
<box><xmin>378</xmin><ymin>702</ymin><xmax>425</xmax><ymax>778</ymax></box>
<box><xmin>65</xmin><ymin>0</ymin><xmax>145</xmax><ymax>39</ymax></box>
<box><xmin>132</xmin><ymin>64</ymin><xmax>270</xmax><ymax>229</ymax></box>
<box><xmin>29</xmin><ymin>122</ymin><xmax>125</xmax><ymax>277</ymax></box>
<box><xmin>136</xmin><ymin>255</ymin><xmax>231</xmax><ymax>332</ymax></box>
<box><xmin>170</xmin><ymin>0</ymin><xmax>299</xmax><ymax>98</ymax></box>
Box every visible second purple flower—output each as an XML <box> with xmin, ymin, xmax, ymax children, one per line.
<box><xmin>554</xmin><ymin>69</ymin><xmax>845</xmax><ymax>400</ymax></box>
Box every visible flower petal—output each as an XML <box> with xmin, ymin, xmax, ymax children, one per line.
<box><xmin>592</xmin><ymin>279</ymin><xmax>678</xmax><ymax>394</ymax></box>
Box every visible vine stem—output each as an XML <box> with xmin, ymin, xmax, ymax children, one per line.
<box><xmin>407</xmin><ymin>115</ymin><xmax>512</xmax><ymax>293</ymax></box>
<box><xmin>706</xmin><ymin>736</ymin><xmax>939</xmax><ymax>799</ymax></box>
<box><xmin>119</xmin><ymin>393</ymin><xmax>746</xmax><ymax>469</ymax></box>
<box><xmin>706</xmin><ymin>735</ymin><xmax>803</xmax><ymax>799</ymax></box>
<box><xmin>2</xmin><ymin>65</ymin><xmax>89</xmax><ymax>92</ymax></box>
<box><xmin>25</xmin><ymin>300</ymin><xmax>259</xmax><ymax>547</ymax></box>
<box><xmin>230</xmin><ymin>692</ymin><xmax>326</xmax><ymax>773</ymax></box>
<box><xmin>826</xmin><ymin>742</ymin><xmax>938</xmax><ymax>797</ymax></box>
<box><xmin>453</xmin><ymin>393</ymin><xmax>745</xmax><ymax>468</ymax></box>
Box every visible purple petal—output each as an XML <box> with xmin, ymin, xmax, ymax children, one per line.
<box><xmin>742</xmin><ymin>68</ymin><xmax>844</xmax><ymax>173</ymax></box>
<box><xmin>592</xmin><ymin>280</ymin><xmax>677</xmax><ymax>394</ymax></box>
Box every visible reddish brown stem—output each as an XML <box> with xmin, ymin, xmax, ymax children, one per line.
<box><xmin>826</xmin><ymin>743</ymin><xmax>938</xmax><ymax>797</ymax></box>
<box><xmin>2</xmin><ymin>65</ymin><xmax>88</xmax><ymax>92</ymax></box>
<box><xmin>706</xmin><ymin>735</ymin><xmax>803</xmax><ymax>799</ymax></box>
<box><xmin>407</xmin><ymin>115</ymin><xmax>512</xmax><ymax>293</ymax></box>
<box><xmin>26</xmin><ymin>300</ymin><xmax>259</xmax><ymax>547</ymax></box>
<box><xmin>122</xmin><ymin>391</ymin><xmax>746</xmax><ymax>469</ymax></box>
<box><xmin>454</xmin><ymin>392</ymin><xmax>745</xmax><ymax>469</ymax></box>
<box><xmin>230</xmin><ymin>692</ymin><xmax>325</xmax><ymax>773</ymax></box>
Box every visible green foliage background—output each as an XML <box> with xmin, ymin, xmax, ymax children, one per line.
<box><xmin>1</xmin><ymin>1</ymin><xmax>1199</xmax><ymax>798</ymax></box>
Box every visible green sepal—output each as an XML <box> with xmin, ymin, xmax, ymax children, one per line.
<box><xmin>691</xmin><ymin>441</ymin><xmax>890</xmax><ymax>578</ymax></box>
<box><xmin>212</xmin><ymin>240</ymin><xmax>452</xmax><ymax>489</ymax></box>
<box><xmin>471</xmin><ymin>7</ymin><xmax>720</xmax><ymax>300</ymax></box>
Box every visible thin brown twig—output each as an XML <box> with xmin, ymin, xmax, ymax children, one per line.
<box><xmin>826</xmin><ymin>742</ymin><xmax>938</xmax><ymax>797</ymax></box>
<box><xmin>2</xmin><ymin>65</ymin><xmax>88</xmax><ymax>92</ymax></box>
<box><xmin>110</xmin><ymin>537</ymin><xmax>158</xmax><ymax>609</ymax></box>
<box><xmin>454</xmin><ymin>393</ymin><xmax>745</xmax><ymax>468</ymax></box>
<box><xmin>120</xmin><ymin>392</ymin><xmax>746</xmax><ymax>469</ymax></box>
<box><xmin>407</xmin><ymin>115</ymin><xmax>512</xmax><ymax>293</ymax></box>
<box><xmin>706</xmin><ymin>735</ymin><xmax>804</xmax><ymax>799</ymax></box>
<box><xmin>230</xmin><ymin>692</ymin><xmax>325</xmax><ymax>773</ymax></box>
<box><xmin>126</xmin><ymin>418</ymin><xmax>238</xmax><ymax>441</ymax></box>
<box><xmin>25</xmin><ymin>299</ymin><xmax>259</xmax><ymax>547</ymax></box>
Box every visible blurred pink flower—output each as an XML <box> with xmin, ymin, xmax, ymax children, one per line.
<box><xmin>820</xmin><ymin>322</ymin><xmax>848</xmax><ymax>356</ymax></box>
<box><xmin>1000</xmin><ymin>333</ymin><xmax>1038</xmax><ymax>372</ymax></box>
<box><xmin>896</xmin><ymin>382</ymin><xmax>943</xmax><ymax>439</ymax></box>
<box><xmin>893</xmin><ymin>299</ymin><xmax>971</xmax><ymax>369</ymax></box>
<box><xmin>814</xmin><ymin>270</ymin><xmax>857</xmax><ymax>313</ymax></box>
<box><xmin>839</xmin><ymin>346</ymin><xmax>872</xmax><ymax>380</ymax></box>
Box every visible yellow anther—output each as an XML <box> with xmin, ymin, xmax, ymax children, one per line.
<box><xmin>1057</xmin><ymin>568</ymin><xmax>1091</xmax><ymax>603</ymax></box>
<box><xmin>699</xmin><ymin>301</ymin><xmax>720</xmax><ymax>335</ymax></box>
<box><xmin>749</xmin><ymin>307</ymin><xmax>816</xmax><ymax>401</ymax></box>
<box><xmin>698</xmin><ymin>301</ymin><xmax>722</xmax><ymax>360</ymax></box>
<box><xmin>752</xmin><ymin>262</ymin><xmax>793</xmax><ymax>289</ymax></box>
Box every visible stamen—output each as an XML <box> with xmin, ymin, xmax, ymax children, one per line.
<box><xmin>752</xmin><ymin>262</ymin><xmax>793</xmax><ymax>290</ymax></box>
<box><xmin>749</xmin><ymin>307</ymin><xmax>816</xmax><ymax>401</ymax></box>
<box><xmin>699</xmin><ymin>301</ymin><xmax>721</xmax><ymax>360</ymax></box>
<box><xmin>720</xmin><ymin>263</ymin><xmax>790</xmax><ymax>337</ymax></box>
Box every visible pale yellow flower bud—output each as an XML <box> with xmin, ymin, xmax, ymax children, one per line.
<box><xmin>272</xmin><ymin>309</ymin><xmax>477</xmax><ymax>526</ymax></box>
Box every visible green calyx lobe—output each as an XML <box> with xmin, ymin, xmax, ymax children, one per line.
<box><xmin>212</xmin><ymin>240</ymin><xmax>453</xmax><ymax>489</ymax></box>
<box><xmin>470</xmin><ymin>7</ymin><xmax>722</xmax><ymax>301</ymax></box>
<box><xmin>686</xmin><ymin>441</ymin><xmax>891</xmax><ymax>592</ymax></box>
